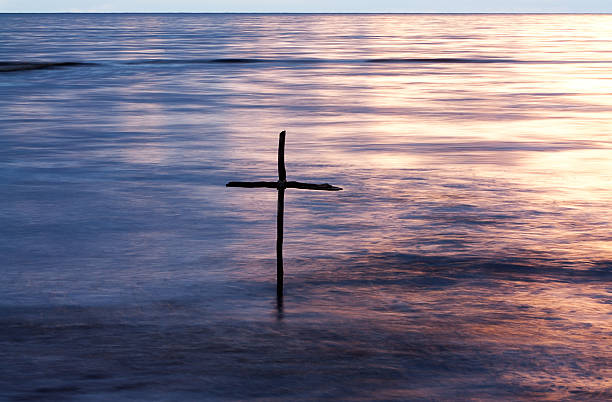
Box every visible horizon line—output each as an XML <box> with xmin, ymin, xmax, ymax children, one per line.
<box><xmin>2</xmin><ymin>12</ymin><xmax>612</xmax><ymax>15</ymax></box>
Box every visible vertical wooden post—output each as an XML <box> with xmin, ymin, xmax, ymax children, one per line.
<box><xmin>276</xmin><ymin>130</ymin><xmax>286</xmax><ymax>309</ymax></box>
<box><xmin>278</xmin><ymin>130</ymin><xmax>286</xmax><ymax>182</ymax></box>
<box><xmin>276</xmin><ymin>187</ymin><xmax>284</xmax><ymax>308</ymax></box>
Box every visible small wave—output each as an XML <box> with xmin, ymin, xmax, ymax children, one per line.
<box><xmin>323</xmin><ymin>252</ymin><xmax>612</xmax><ymax>283</ymax></box>
<box><xmin>367</xmin><ymin>57</ymin><xmax>516</xmax><ymax>63</ymax></box>
<box><xmin>129</xmin><ymin>58</ymin><xmax>265</xmax><ymax>64</ymax></box>
<box><xmin>210</xmin><ymin>58</ymin><xmax>265</xmax><ymax>64</ymax></box>
<box><xmin>131</xmin><ymin>57</ymin><xmax>517</xmax><ymax>65</ymax></box>
<box><xmin>131</xmin><ymin>58</ymin><xmax>327</xmax><ymax>64</ymax></box>
<box><xmin>5</xmin><ymin>58</ymin><xmax>612</xmax><ymax>73</ymax></box>
<box><xmin>0</xmin><ymin>61</ymin><xmax>97</xmax><ymax>73</ymax></box>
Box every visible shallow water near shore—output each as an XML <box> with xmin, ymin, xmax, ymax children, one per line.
<box><xmin>1</xmin><ymin>13</ymin><xmax>611</xmax><ymax>400</ymax></box>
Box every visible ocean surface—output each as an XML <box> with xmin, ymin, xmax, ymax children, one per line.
<box><xmin>1</xmin><ymin>13</ymin><xmax>611</xmax><ymax>400</ymax></box>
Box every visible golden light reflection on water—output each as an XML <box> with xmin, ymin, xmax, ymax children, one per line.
<box><xmin>209</xmin><ymin>17</ymin><xmax>612</xmax><ymax>263</ymax></box>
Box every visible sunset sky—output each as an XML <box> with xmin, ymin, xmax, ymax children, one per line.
<box><xmin>2</xmin><ymin>0</ymin><xmax>612</xmax><ymax>13</ymax></box>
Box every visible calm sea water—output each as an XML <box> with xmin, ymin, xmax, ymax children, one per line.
<box><xmin>1</xmin><ymin>13</ymin><xmax>611</xmax><ymax>400</ymax></box>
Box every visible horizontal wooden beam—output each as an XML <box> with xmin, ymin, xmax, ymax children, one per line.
<box><xmin>226</xmin><ymin>181</ymin><xmax>279</xmax><ymax>189</ymax></box>
<box><xmin>227</xmin><ymin>180</ymin><xmax>342</xmax><ymax>191</ymax></box>
<box><xmin>286</xmin><ymin>181</ymin><xmax>342</xmax><ymax>191</ymax></box>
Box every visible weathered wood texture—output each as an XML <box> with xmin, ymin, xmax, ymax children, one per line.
<box><xmin>286</xmin><ymin>181</ymin><xmax>342</xmax><ymax>191</ymax></box>
<box><xmin>276</xmin><ymin>188</ymin><xmax>284</xmax><ymax>303</ymax></box>
<box><xmin>226</xmin><ymin>181</ymin><xmax>342</xmax><ymax>191</ymax></box>
<box><xmin>226</xmin><ymin>181</ymin><xmax>279</xmax><ymax>188</ymax></box>
<box><xmin>278</xmin><ymin>130</ymin><xmax>286</xmax><ymax>182</ymax></box>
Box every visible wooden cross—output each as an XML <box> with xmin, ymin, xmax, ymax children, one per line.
<box><xmin>227</xmin><ymin>130</ymin><xmax>342</xmax><ymax>308</ymax></box>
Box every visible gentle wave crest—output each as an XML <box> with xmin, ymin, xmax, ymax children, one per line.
<box><xmin>7</xmin><ymin>57</ymin><xmax>612</xmax><ymax>73</ymax></box>
<box><xmin>0</xmin><ymin>61</ymin><xmax>98</xmax><ymax>72</ymax></box>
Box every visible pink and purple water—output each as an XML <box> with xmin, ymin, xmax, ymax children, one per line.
<box><xmin>1</xmin><ymin>13</ymin><xmax>611</xmax><ymax>400</ymax></box>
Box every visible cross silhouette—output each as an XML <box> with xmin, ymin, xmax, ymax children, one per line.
<box><xmin>227</xmin><ymin>131</ymin><xmax>342</xmax><ymax>309</ymax></box>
